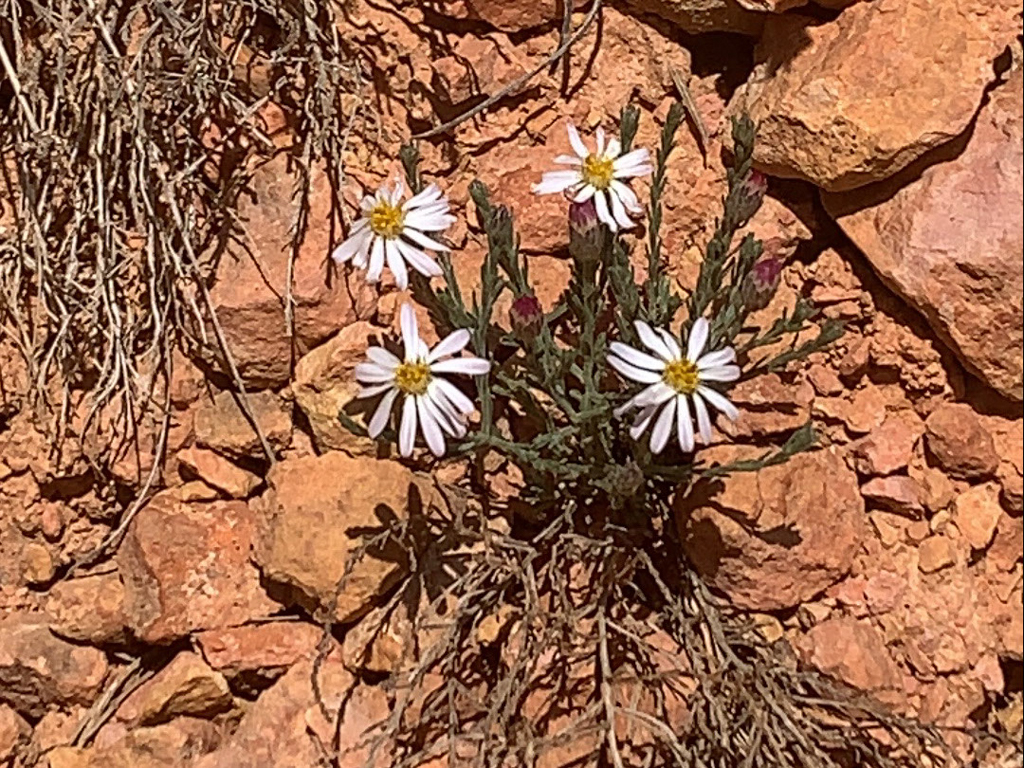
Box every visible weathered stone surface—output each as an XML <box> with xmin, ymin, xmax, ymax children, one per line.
<box><xmin>918</xmin><ymin>535</ymin><xmax>957</xmax><ymax>573</ymax></box>
<box><xmin>618</xmin><ymin>0</ymin><xmax>772</xmax><ymax>35</ymax></box>
<box><xmin>46</xmin><ymin>572</ymin><xmax>128</xmax><ymax>645</ymax></box>
<box><xmin>849</xmin><ymin>410</ymin><xmax>924</xmax><ymax>477</ymax></box>
<box><xmin>824</xmin><ymin>69</ymin><xmax>1024</xmax><ymax>399</ymax></box>
<box><xmin>797</xmin><ymin>618</ymin><xmax>900</xmax><ymax>691</ymax></box>
<box><xmin>735</xmin><ymin>0</ymin><xmax>1018</xmax><ymax>191</ymax></box>
<box><xmin>291</xmin><ymin>321</ymin><xmax>380</xmax><ymax>455</ymax></box>
<box><xmin>45</xmin><ymin>718</ymin><xmax>221</xmax><ymax>768</ymax></box>
<box><xmin>176</xmin><ymin>446</ymin><xmax>262</xmax><ymax>499</ymax></box>
<box><xmin>196</xmin><ymin>622</ymin><xmax>322</xmax><ymax>682</ymax></box>
<box><xmin>462</xmin><ymin>0</ymin><xmax>558</xmax><ymax>31</ymax></box>
<box><xmin>202</xmin><ymin>155</ymin><xmax>362</xmax><ymax>388</ymax></box>
<box><xmin>117</xmin><ymin>491</ymin><xmax>277</xmax><ymax>644</ymax></box>
<box><xmin>924</xmin><ymin>403</ymin><xmax>1000</xmax><ymax>480</ymax></box>
<box><xmin>253</xmin><ymin>454</ymin><xmax>424</xmax><ymax>624</ymax></box>
<box><xmin>861</xmin><ymin>475</ymin><xmax>925</xmax><ymax>518</ymax></box>
<box><xmin>718</xmin><ymin>373</ymin><xmax>814</xmax><ymax>439</ymax></box>
<box><xmin>190</xmin><ymin>651</ymin><xmax>390</xmax><ymax>768</ymax></box>
<box><xmin>193</xmin><ymin>389</ymin><xmax>292</xmax><ymax>459</ymax></box>
<box><xmin>952</xmin><ymin>483</ymin><xmax>1003</xmax><ymax>551</ymax></box>
<box><xmin>115</xmin><ymin>652</ymin><xmax>233</xmax><ymax>727</ymax></box>
<box><xmin>0</xmin><ymin>619</ymin><xmax>109</xmax><ymax>719</ymax></box>
<box><xmin>0</xmin><ymin>704</ymin><xmax>30</xmax><ymax>765</ymax></box>
<box><xmin>678</xmin><ymin>447</ymin><xmax>865</xmax><ymax>610</ymax></box>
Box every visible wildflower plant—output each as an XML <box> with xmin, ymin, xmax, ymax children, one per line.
<box><xmin>330</xmin><ymin>108</ymin><xmax>955</xmax><ymax>768</ymax></box>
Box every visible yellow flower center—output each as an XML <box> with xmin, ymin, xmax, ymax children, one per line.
<box><xmin>663</xmin><ymin>359</ymin><xmax>699</xmax><ymax>395</ymax></box>
<box><xmin>581</xmin><ymin>154</ymin><xmax>615</xmax><ymax>190</ymax></box>
<box><xmin>394</xmin><ymin>361</ymin><xmax>431</xmax><ymax>395</ymax></box>
<box><xmin>368</xmin><ymin>200</ymin><xmax>405</xmax><ymax>239</ymax></box>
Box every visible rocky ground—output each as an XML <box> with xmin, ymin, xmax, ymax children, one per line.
<box><xmin>1</xmin><ymin>0</ymin><xmax>1022</xmax><ymax>766</ymax></box>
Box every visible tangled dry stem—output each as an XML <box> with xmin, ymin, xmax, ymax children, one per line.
<box><xmin>311</xmin><ymin>482</ymin><xmax>967</xmax><ymax>768</ymax></box>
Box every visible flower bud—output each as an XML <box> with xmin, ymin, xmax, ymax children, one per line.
<box><xmin>568</xmin><ymin>198</ymin><xmax>606</xmax><ymax>264</ymax></box>
<box><xmin>734</xmin><ymin>169</ymin><xmax>768</xmax><ymax>225</ymax></box>
<box><xmin>509</xmin><ymin>294</ymin><xmax>544</xmax><ymax>343</ymax></box>
<box><xmin>741</xmin><ymin>253</ymin><xmax>784</xmax><ymax>312</ymax></box>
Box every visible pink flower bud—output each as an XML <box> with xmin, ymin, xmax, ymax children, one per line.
<box><xmin>741</xmin><ymin>254</ymin><xmax>784</xmax><ymax>312</ymax></box>
<box><xmin>735</xmin><ymin>169</ymin><xmax>768</xmax><ymax>225</ymax></box>
<box><xmin>568</xmin><ymin>198</ymin><xmax>605</xmax><ymax>264</ymax></box>
<box><xmin>509</xmin><ymin>294</ymin><xmax>544</xmax><ymax>342</ymax></box>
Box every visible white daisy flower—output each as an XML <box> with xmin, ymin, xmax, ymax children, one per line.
<box><xmin>609</xmin><ymin>317</ymin><xmax>741</xmax><ymax>454</ymax></box>
<box><xmin>331</xmin><ymin>180</ymin><xmax>455</xmax><ymax>290</ymax></box>
<box><xmin>354</xmin><ymin>304</ymin><xmax>490</xmax><ymax>458</ymax></box>
<box><xmin>532</xmin><ymin>123</ymin><xmax>653</xmax><ymax>232</ymax></box>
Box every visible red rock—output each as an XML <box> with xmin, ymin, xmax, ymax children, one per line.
<box><xmin>918</xmin><ymin>535</ymin><xmax>957</xmax><ymax>573</ymax></box>
<box><xmin>678</xmin><ymin>447</ymin><xmax>865</xmax><ymax>610</ymax></box>
<box><xmin>988</xmin><ymin>513</ymin><xmax>1023</xmax><ymax>571</ymax></box>
<box><xmin>193</xmin><ymin>389</ymin><xmax>292</xmax><ymax>459</ymax></box>
<box><xmin>824</xmin><ymin>69</ymin><xmax>1024</xmax><ymax>400</ymax></box>
<box><xmin>798</xmin><ymin>618</ymin><xmax>899</xmax><ymax>691</ymax></box>
<box><xmin>190</xmin><ymin>651</ymin><xmax>390</xmax><ymax>768</ymax></box>
<box><xmin>462</xmin><ymin>0</ymin><xmax>557</xmax><ymax>32</ymax></box>
<box><xmin>718</xmin><ymin>373</ymin><xmax>814</xmax><ymax>439</ymax></box>
<box><xmin>46</xmin><ymin>717</ymin><xmax>221</xmax><ymax>768</ymax></box>
<box><xmin>997</xmin><ymin>462</ymin><xmax>1024</xmax><ymax>513</ymax></box>
<box><xmin>806</xmin><ymin>364</ymin><xmax>843</xmax><ymax>397</ymax></box>
<box><xmin>0</xmin><ymin>618</ymin><xmax>109</xmax><ymax>719</ymax></box>
<box><xmin>196</xmin><ymin>621</ymin><xmax>322</xmax><ymax>682</ymax></box>
<box><xmin>619</xmin><ymin>0</ymin><xmax>767</xmax><ymax>34</ymax></box>
<box><xmin>431</xmin><ymin>37</ymin><xmax>526</xmax><ymax>106</ymax></box>
<box><xmin>253</xmin><ymin>454</ymin><xmax>426</xmax><ymax>624</ymax></box>
<box><xmin>176</xmin><ymin>446</ymin><xmax>262</xmax><ymax>499</ymax></box>
<box><xmin>0</xmin><ymin>704</ymin><xmax>30</xmax><ymax>765</ymax></box>
<box><xmin>860</xmin><ymin>476</ymin><xmax>924</xmax><ymax>518</ymax></box>
<box><xmin>839</xmin><ymin>386</ymin><xmax>888</xmax><ymax>436</ymax></box>
<box><xmin>202</xmin><ymin>155</ymin><xmax>362</xmax><ymax>388</ymax></box>
<box><xmin>952</xmin><ymin>483</ymin><xmax>1003</xmax><ymax>551</ymax></box>
<box><xmin>907</xmin><ymin>462</ymin><xmax>957</xmax><ymax>514</ymax></box>
<box><xmin>850</xmin><ymin>410</ymin><xmax>924</xmax><ymax>477</ymax></box>
<box><xmin>737</xmin><ymin>0</ymin><xmax>1019</xmax><ymax>191</ymax></box>
<box><xmin>924</xmin><ymin>403</ymin><xmax>999</xmax><ymax>480</ymax></box>
<box><xmin>46</xmin><ymin>572</ymin><xmax>128</xmax><ymax>645</ymax></box>
<box><xmin>117</xmin><ymin>491</ymin><xmax>278</xmax><ymax>644</ymax></box>
<box><xmin>837</xmin><ymin>336</ymin><xmax>870</xmax><ymax>381</ymax></box>
<box><xmin>290</xmin><ymin>321</ymin><xmax>381</xmax><ymax>455</ymax></box>
<box><xmin>116</xmin><ymin>651</ymin><xmax>233</xmax><ymax>727</ymax></box>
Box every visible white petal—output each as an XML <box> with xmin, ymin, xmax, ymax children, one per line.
<box><xmin>612</xmin><ymin>148</ymin><xmax>652</xmax><ymax>173</ymax></box>
<box><xmin>573</xmin><ymin>184</ymin><xmax>596</xmax><ymax>203</ymax></box>
<box><xmin>697</xmin><ymin>347</ymin><xmax>737</xmax><ymax>370</ymax></box>
<box><xmin>608</xmin><ymin>187</ymin><xmax>635</xmax><ymax>230</ymax></box>
<box><xmin>699</xmin><ymin>364</ymin><xmax>741</xmax><ymax>383</ymax></box>
<box><xmin>403</xmin><ymin>228</ymin><xmax>450</xmax><ymax>253</ymax></box>
<box><xmin>656</xmin><ymin>328</ymin><xmax>682</xmax><ymax>359</ymax></box>
<box><xmin>532</xmin><ymin>170</ymin><xmax>582</xmax><ymax>196</ymax></box>
<box><xmin>634</xmin><ymin>321</ymin><xmax>676</xmax><ymax>362</ymax></box>
<box><xmin>366</xmin><ymin>346</ymin><xmax>400</xmax><ymax>370</ymax></box>
<box><xmin>608</xmin><ymin>354</ymin><xmax>662</xmax><ymax>384</ymax></box>
<box><xmin>650</xmin><ymin>401</ymin><xmax>676</xmax><ymax>454</ymax></box>
<box><xmin>423</xmin><ymin>389</ymin><xmax>461</xmax><ymax>438</ymax></box>
<box><xmin>566</xmin><ymin>122</ymin><xmax>589</xmax><ymax>159</ymax></box>
<box><xmin>676</xmin><ymin>395</ymin><xmax>695</xmax><ymax>453</ymax></box>
<box><xmin>368</xmin><ymin>388</ymin><xmax>399</xmax><ymax>438</ymax></box>
<box><xmin>428</xmin><ymin>329</ymin><xmax>471</xmax><ymax>362</ymax></box>
<box><xmin>404</xmin><ymin>183</ymin><xmax>442</xmax><ymax>210</ymax></box>
<box><xmin>432</xmin><ymin>378</ymin><xmax>475</xmax><ymax>415</ymax></box>
<box><xmin>399</xmin><ymin>396</ymin><xmax>417</xmax><ymax>457</ymax></box>
<box><xmin>633</xmin><ymin>381</ymin><xmax>675</xmax><ymax>409</ymax></box>
<box><xmin>358</xmin><ymin>383</ymin><xmax>393</xmax><ymax>398</ymax></box>
<box><xmin>404</xmin><ymin>208</ymin><xmax>456</xmax><ymax>231</ymax></box>
<box><xmin>400</xmin><ymin>303</ymin><xmax>420</xmax><ymax>362</ymax></box>
<box><xmin>431</xmin><ymin>357</ymin><xmax>490</xmax><ymax>376</ymax></box>
<box><xmin>386</xmin><ymin>180</ymin><xmax>403</xmax><ymax>205</ymax></box>
<box><xmin>697</xmin><ymin>386</ymin><xmax>739</xmax><ymax>421</ymax></box>
<box><xmin>554</xmin><ymin>154</ymin><xmax>582</xmax><ymax>165</ymax></box>
<box><xmin>610</xmin><ymin>180</ymin><xmax>641</xmax><ymax>213</ymax></box>
<box><xmin>394</xmin><ymin>240</ymin><xmax>442</xmax><ymax>278</ymax></box>
<box><xmin>385</xmin><ymin>240</ymin><xmax>409</xmax><ymax>291</ymax></box>
<box><xmin>594</xmin><ymin>191</ymin><xmax>616</xmax><ymax>231</ymax></box>
<box><xmin>417</xmin><ymin>396</ymin><xmax>445</xmax><ymax>457</ymax></box>
<box><xmin>331</xmin><ymin>230</ymin><xmax>371</xmax><ymax>264</ymax></box>
<box><xmin>366</xmin><ymin>236</ymin><xmax>386</xmax><ymax>283</ymax></box>
<box><xmin>687</xmin><ymin>317</ymin><xmax>709</xmax><ymax>362</ymax></box>
<box><xmin>615</xmin><ymin>382</ymin><xmax>660</xmax><ymax>418</ymax></box>
<box><xmin>605</xmin><ymin>137</ymin><xmax>621</xmax><ymax>159</ymax></box>
<box><xmin>360</xmin><ymin>195</ymin><xmax>376</xmax><ymax>211</ymax></box>
<box><xmin>693</xmin><ymin>391</ymin><xmax>713</xmax><ymax>444</ymax></box>
<box><xmin>596</xmin><ymin>126</ymin><xmax>606</xmax><ymax>155</ymax></box>
<box><xmin>608</xmin><ymin>342</ymin><xmax>664</xmax><ymax>371</ymax></box>
<box><xmin>354</xmin><ymin>362</ymin><xmax>394</xmax><ymax>384</ymax></box>
<box><xmin>629</xmin><ymin>404</ymin><xmax>659</xmax><ymax>441</ymax></box>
